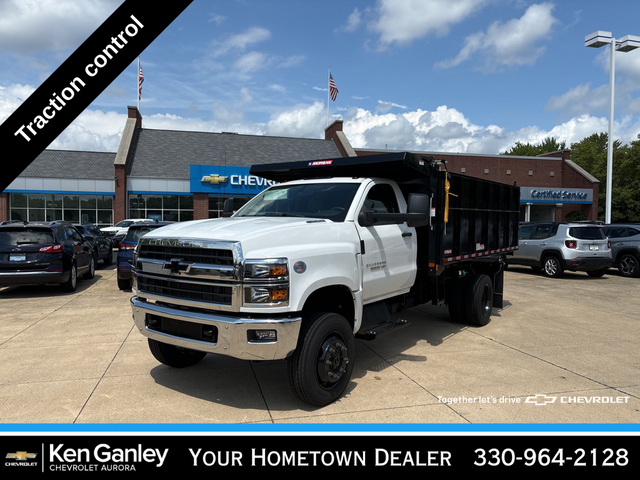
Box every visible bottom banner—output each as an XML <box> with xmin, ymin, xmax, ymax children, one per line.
<box><xmin>0</xmin><ymin>434</ymin><xmax>636</xmax><ymax>474</ymax></box>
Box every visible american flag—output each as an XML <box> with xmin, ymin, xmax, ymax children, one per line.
<box><xmin>329</xmin><ymin>73</ymin><xmax>338</xmax><ymax>101</ymax></box>
<box><xmin>138</xmin><ymin>66</ymin><xmax>144</xmax><ymax>100</ymax></box>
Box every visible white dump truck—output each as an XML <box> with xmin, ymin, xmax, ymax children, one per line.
<box><xmin>130</xmin><ymin>152</ymin><xmax>520</xmax><ymax>406</ymax></box>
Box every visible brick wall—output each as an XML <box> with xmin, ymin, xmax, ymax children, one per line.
<box><xmin>0</xmin><ymin>192</ymin><xmax>8</xmax><ymax>222</ymax></box>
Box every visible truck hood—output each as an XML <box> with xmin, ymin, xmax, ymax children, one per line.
<box><xmin>141</xmin><ymin>216</ymin><xmax>358</xmax><ymax>258</ymax></box>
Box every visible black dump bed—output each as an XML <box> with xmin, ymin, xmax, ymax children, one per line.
<box><xmin>251</xmin><ymin>151</ymin><xmax>520</xmax><ymax>268</ymax></box>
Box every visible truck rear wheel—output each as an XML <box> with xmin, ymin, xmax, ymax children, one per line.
<box><xmin>288</xmin><ymin>312</ymin><xmax>354</xmax><ymax>407</ymax></box>
<box><xmin>148</xmin><ymin>339</ymin><xmax>207</xmax><ymax>368</ymax></box>
<box><xmin>448</xmin><ymin>274</ymin><xmax>493</xmax><ymax>326</ymax></box>
<box><xmin>463</xmin><ymin>274</ymin><xmax>493</xmax><ymax>326</ymax></box>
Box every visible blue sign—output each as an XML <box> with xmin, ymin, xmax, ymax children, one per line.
<box><xmin>189</xmin><ymin>165</ymin><xmax>277</xmax><ymax>196</ymax></box>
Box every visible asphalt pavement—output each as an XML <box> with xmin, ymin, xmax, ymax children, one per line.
<box><xmin>0</xmin><ymin>254</ymin><xmax>638</xmax><ymax>430</ymax></box>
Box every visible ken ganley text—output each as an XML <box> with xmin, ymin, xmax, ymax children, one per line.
<box><xmin>13</xmin><ymin>15</ymin><xmax>143</xmax><ymax>143</ymax></box>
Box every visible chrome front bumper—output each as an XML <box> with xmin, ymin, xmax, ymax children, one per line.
<box><xmin>131</xmin><ymin>296</ymin><xmax>302</xmax><ymax>361</ymax></box>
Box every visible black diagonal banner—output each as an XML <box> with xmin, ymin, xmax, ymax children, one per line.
<box><xmin>0</xmin><ymin>0</ymin><xmax>193</xmax><ymax>193</ymax></box>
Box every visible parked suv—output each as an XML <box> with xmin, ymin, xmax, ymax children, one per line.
<box><xmin>0</xmin><ymin>220</ymin><xmax>95</xmax><ymax>291</ymax></box>
<box><xmin>509</xmin><ymin>222</ymin><xmax>611</xmax><ymax>278</ymax></box>
<box><xmin>101</xmin><ymin>219</ymin><xmax>156</xmax><ymax>245</ymax></box>
<box><xmin>603</xmin><ymin>224</ymin><xmax>640</xmax><ymax>277</ymax></box>
<box><xmin>117</xmin><ymin>221</ymin><xmax>173</xmax><ymax>290</ymax></box>
<box><xmin>73</xmin><ymin>223</ymin><xmax>113</xmax><ymax>266</ymax></box>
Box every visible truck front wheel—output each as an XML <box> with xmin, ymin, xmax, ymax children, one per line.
<box><xmin>148</xmin><ymin>339</ymin><xmax>207</xmax><ymax>368</ymax></box>
<box><xmin>288</xmin><ymin>312</ymin><xmax>354</xmax><ymax>407</ymax></box>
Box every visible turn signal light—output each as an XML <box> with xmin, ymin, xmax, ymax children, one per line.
<box><xmin>565</xmin><ymin>240</ymin><xmax>577</xmax><ymax>249</ymax></box>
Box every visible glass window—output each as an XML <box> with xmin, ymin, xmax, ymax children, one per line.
<box><xmin>128</xmin><ymin>194</ymin><xmax>194</xmax><ymax>222</ymax></box>
<box><xmin>518</xmin><ymin>225</ymin><xmax>534</xmax><ymax>240</ymax></box>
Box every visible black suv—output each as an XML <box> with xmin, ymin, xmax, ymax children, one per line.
<box><xmin>0</xmin><ymin>220</ymin><xmax>95</xmax><ymax>292</ymax></box>
<box><xmin>73</xmin><ymin>223</ymin><xmax>113</xmax><ymax>266</ymax></box>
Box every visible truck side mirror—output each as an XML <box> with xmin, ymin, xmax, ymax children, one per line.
<box><xmin>407</xmin><ymin>193</ymin><xmax>431</xmax><ymax>228</ymax></box>
<box><xmin>357</xmin><ymin>207</ymin><xmax>376</xmax><ymax>227</ymax></box>
<box><xmin>222</xmin><ymin>198</ymin><xmax>235</xmax><ymax>217</ymax></box>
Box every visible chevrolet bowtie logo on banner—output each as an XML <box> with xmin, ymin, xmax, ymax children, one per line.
<box><xmin>201</xmin><ymin>174</ymin><xmax>229</xmax><ymax>185</ymax></box>
<box><xmin>0</xmin><ymin>0</ymin><xmax>194</xmax><ymax>193</ymax></box>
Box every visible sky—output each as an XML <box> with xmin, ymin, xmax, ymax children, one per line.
<box><xmin>2</xmin><ymin>0</ymin><xmax>640</xmax><ymax>157</ymax></box>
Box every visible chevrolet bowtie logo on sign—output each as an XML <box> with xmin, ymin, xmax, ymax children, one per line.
<box><xmin>6</xmin><ymin>451</ymin><xmax>37</xmax><ymax>461</ymax></box>
<box><xmin>201</xmin><ymin>174</ymin><xmax>229</xmax><ymax>185</ymax></box>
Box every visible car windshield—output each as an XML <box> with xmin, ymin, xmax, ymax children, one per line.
<box><xmin>124</xmin><ymin>226</ymin><xmax>162</xmax><ymax>243</ymax></box>
<box><xmin>234</xmin><ymin>183</ymin><xmax>360</xmax><ymax>222</ymax></box>
<box><xmin>0</xmin><ymin>228</ymin><xmax>55</xmax><ymax>246</ymax></box>
<box><xmin>569</xmin><ymin>226</ymin><xmax>606</xmax><ymax>240</ymax></box>
<box><xmin>115</xmin><ymin>221</ymin><xmax>134</xmax><ymax>227</ymax></box>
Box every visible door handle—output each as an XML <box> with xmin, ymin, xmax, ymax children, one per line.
<box><xmin>402</xmin><ymin>231</ymin><xmax>413</xmax><ymax>237</ymax></box>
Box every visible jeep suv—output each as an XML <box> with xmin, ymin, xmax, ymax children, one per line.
<box><xmin>603</xmin><ymin>224</ymin><xmax>640</xmax><ymax>277</ymax></box>
<box><xmin>0</xmin><ymin>220</ymin><xmax>95</xmax><ymax>291</ymax></box>
<box><xmin>509</xmin><ymin>222</ymin><xmax>611</xmax><ymax>278</ymax></box>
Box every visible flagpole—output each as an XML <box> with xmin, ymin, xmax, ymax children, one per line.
<box><xmin>326</xmin><ymin>67</ymin><xmax>330</xmax><ymax>126</ymax></box>
<box><xmin>137</xmin><ymin>57</ymin><xmax>140</xmax><ymax>111</ymax></box>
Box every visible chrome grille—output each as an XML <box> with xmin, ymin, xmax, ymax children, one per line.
<box><xmin>134</xmin><ymin>238</ymin><xmax>242</xmax><ymax>311</ymax></box>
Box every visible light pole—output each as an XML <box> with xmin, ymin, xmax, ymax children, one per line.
<box><xmin>585</xmin><ymin>31</ymin><xmax>640</xmax><ymax>224</ymax></box>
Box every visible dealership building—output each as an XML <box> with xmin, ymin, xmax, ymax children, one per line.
<box><xmin>1</xmin><ymin>106</ymin><xmax>599</xmax><ymax>225</ymax></box>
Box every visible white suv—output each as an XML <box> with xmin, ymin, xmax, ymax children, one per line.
<box><xmin>509</xmin><ymin>222</ymin><xmax>612</xmax><ymax>278</ymax></box>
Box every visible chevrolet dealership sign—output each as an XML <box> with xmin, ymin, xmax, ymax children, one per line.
<box><xmin>190</xmin><ymin>165</ymin><xmax>276</xmax><ymax>195</ymax></box>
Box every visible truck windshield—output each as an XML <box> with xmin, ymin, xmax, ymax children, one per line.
<box><xmin>235</xmin><ymin>182</ymin><xmax>360</xmax><ymax>222</ymax></box>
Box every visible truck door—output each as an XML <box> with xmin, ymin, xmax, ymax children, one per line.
<box><xmin>355</xmin><ymin>182</ymin><xmax>417</xmax><ymax>303</ymax></box>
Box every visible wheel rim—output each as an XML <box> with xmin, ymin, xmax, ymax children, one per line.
<box><xmin>70</xmin><ymin>266</ymin><xmax>77</xmax><ymax>288</ymax></box>
<box><xmin>481</xmin><ymin>284</ymin><xmax>492</xmax><ymax>318</ymax></box>
<box><xmin>544</xmin><ymin>258</ymin><xmax>558</xmax><ymax>276</ymax></box>
<box><xmin>620</xmin><ymin>256</ymin><xmax>637</xmax><ymax>276</ymax></box>
<box><xmin>316</xmin><ymin>333</ymin><xmax>349</xmax><ymax>387</ymax></box>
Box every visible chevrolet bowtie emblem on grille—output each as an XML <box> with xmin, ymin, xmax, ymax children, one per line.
<box><xmin>163</xmin><ymin>258</ymin><xmax>192</xmax><ymax>274</ymax></box>
<box><xmin>201</xmin><ymin>174</ymin><xmax>228</xmax><ymax>185</ymax></box>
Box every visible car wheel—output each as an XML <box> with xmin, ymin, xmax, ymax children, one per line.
<box><xmin>542</xmin><ymin>255</ymin><xmax>563</xmax><ymax>278</ymax></box>
<box><xmin>118</xmin><ymin>278</ymin><xmax>131</xmax><ymax>290</ymax></box>
<box><xmin>618</xmin><ymin>254</ymin><xmax>640</xmax><ymax>278</ymax></box>
<box><xmin>83</xmin><ymin>255</ymin><xmax>95</xmax><ymax>279</ymax></box>
<box><xmin>288</xmin><ymin>312</ymin><xmax>354</xmax><ymax>407</ymax></box>
<box><xmin>587</xmin><ymin>268</ymin><xmax>607</xmax><ymax>278</ymax></box>
<box><xmin>61</xmin><ymin>262</ymin><xmax>77</xmax><ymax>292</ymax></box>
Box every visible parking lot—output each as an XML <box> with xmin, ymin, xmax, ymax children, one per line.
<box><xmin>0</xmin><ymin>256</ymin><xmax>638</xmax><ymax>428</ymax></box>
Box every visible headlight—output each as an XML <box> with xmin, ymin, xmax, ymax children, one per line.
<box><xmin>244</xmin><ymin>258</ymin><xmax>288</xmax><ymax>280</ymax></box>
<box><xmin>245</xmin><ymin>285</ymin><xmax>289</xmax><ymax>304</ymax></box>
<box><xmin>243</xmin><ymin>258</ymin><xmax>289</xmax><ymax>306</ymax></box>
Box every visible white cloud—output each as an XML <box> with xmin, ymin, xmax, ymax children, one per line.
<box><xmin>436</xmin><ymin>3</ymin><xmax>558</xmax><ymax>71</ymax></box>
<box><xmin>0</xmin><ymin>0</ymin><xmax>122</xmax><ymax>52</ymax></box>
<box><xmin>336</xmin><ymin>8</ymin><xmax>362</xmax><ymax>33</ymax></box>
<box><xmin>369</xmin><ymin>0</ymin><xmax>486</xmax><ymax>48</ymax></box>
<box><xmin>210</xmin><ymin>27</ymin><xmax>272</xmax><ymax>58</ymax></box>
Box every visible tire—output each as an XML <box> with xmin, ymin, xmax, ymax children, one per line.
<box><xmin>462</xmin><ymin>274</ymin><xmax>493</xmax><ymax>326</ymax></box>
<box><xmin>118</xmin><ymin>277</ymin><xmax>131</xmax><ymax>290</ymax></box>
<box><xmin>288</xmin><ymin>312</ymin><xmax>354</xmax><ymax>407</ymax></box>
<box><xmin>587</xmin><ymin>268</ymin><xmax>607</xmax><ymax>278</ymax></box>
<box><xmin>83</xmin><ymin>256</ymin><xmax>95</xmax><ymax>279</ymax></box>
<box><xmin>148</xmin><ymin>339</ymin><xmax>207</xmax><ymax>368</ymax></box>
<box><xmin>618</xmin><ymin>254</ymin><xmax>640</xmax><ymax>278</ymax></box>
<box><xmin>61</xmin><ymin>262</ymin><xmax>77</xmax><ymax>292</ymax></box>
<box><xmin>542</xmin><ymin>255</ymin><xmax>564</xmax><ymax>278</ymax></box>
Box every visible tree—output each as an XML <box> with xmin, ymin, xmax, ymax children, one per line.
<box><xmin>570</xmin><ymin>133</ymin><xmax>639</xmax><ymax>222</ymax></box>
<box><xmin>501</xmin><ymin>137</ymin><xmax>566</xmax><ymax>156</ymax></box>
